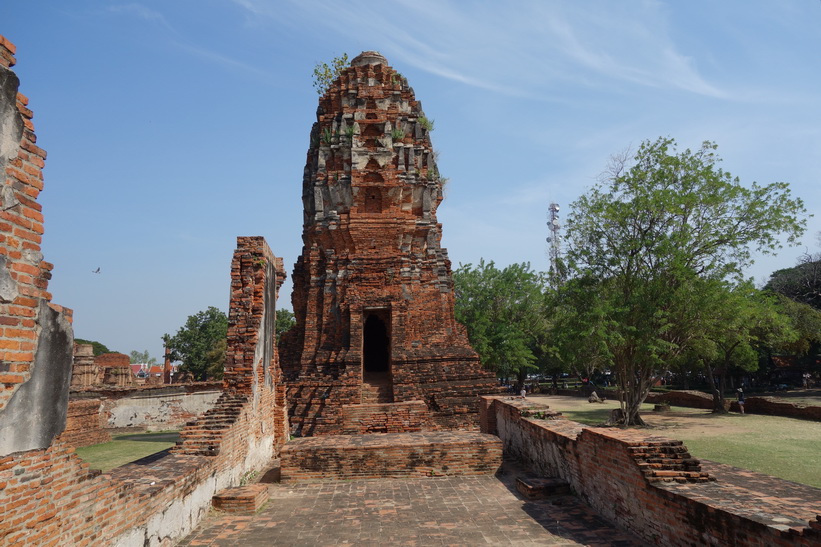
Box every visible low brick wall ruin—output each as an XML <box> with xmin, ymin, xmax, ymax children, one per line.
<box><xmin>481</xmin><ymin>396</ymin><xmax>821</xmax><ymax>546</ymax></box>
<box><xmin>60</xmin><ymin>383</ymin><xmax>223</xmax><ymax>448</ymax></box>
<box><xmin>645</xmin><ymin>389</ymin><xmax>716</xmax><ymax>409</ymax></box>
<box><xmin>62</xmin><ymin>398</ymin><xmax>110</xmax><ymax>447</ymax></box>
<box><xmin>732</xmin><ymin>396</ymin><xmax>821</xmax><ymax>421</ymax></box>
<box><xmin>281</xmin><ymin>431</ymin><xmax>502</xmax><ymax>482</ymax></box>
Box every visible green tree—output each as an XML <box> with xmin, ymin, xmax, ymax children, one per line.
<box><xmin>312</xmin><ymin>53</ymin><xmax>349</xmax><ymax>95</ymax></box>
<box><xmin>275</xmin><ymin>308</ymin><xmax>295</xmax><ymax>343</ymax></box>
<box><xmin>764</xmin><ymin>235</ymin><xmax>821</xmax><ymax>310</ymax></box>
<box><xmin>75</xmin><ymin>338</ymin><xmax>112</xmax><ymax>356</ymax></box>
<box><xmin>686</xmin><ymin>282</ymin><xmax>797</xmax><ymax>412</ymax></box>
<box><xmin>561</xmin><ymin>137</ymin><xmax>807</xmax><ymax>425</ymax></box>
<box><xmin>163</xmin><ymin>306</ymin><xmax>228</xmax><ymax>381</ymax></box>
<box><xmin>770</xmin><ymin>293</ymin><xmax>821</xmax><ymax>373</ymax></box>
<box><xmin>454</xmin><ymin>260</ymin><xmax>548</xmax><ymax>387</ymax></box>
<box><xmin>129</xmin><ymin>349</ymin><xmax>157</xmax><ymax>366</ymax></box>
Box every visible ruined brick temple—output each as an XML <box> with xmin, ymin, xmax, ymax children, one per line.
<box><xmin>280</xmin><ymin>51</ymin><xmax>498</xmax><ymax>435</ymax></box>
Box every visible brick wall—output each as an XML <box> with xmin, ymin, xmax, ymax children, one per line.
<box><xmin>341</xmin><ymin>400</ymin><xmax>429</xmax><ymax>434</ymax></box>
<box><xmin>281</xmin><ymin>431</ymin><xmax>502</xmax><ymax>482</ymax></box>
<box><xmin>0</xmin><ymin>35</ymin><xmax>74</xmax><ymax>457</ymax></box>
<box><xmin>482</xmin><ymin>396</ymin><xmax>821</xmax><ymax>546</ymax></box>
<box><xmin>62</xmin><ymin>398</ymin><xmax>110</xmax><ymax>447</ymax></box>
<box><xmin>1</xmin><ymin>235</ymin><xmax>289</xmax><ymax>545</ymax></box>
<box><xmin>645</xmin><ymin>389</ymin><xmax>717</xmax><ymax>410</ymax></box>
<box><xmin>96</xmin><ymin>352</ymin><xmax>135</xmax><ymax>387</ymax></box>
<box><xmin>0</xmin><ymin>57</ymin><xmax>290</xmax><ymax>546</ymax></box>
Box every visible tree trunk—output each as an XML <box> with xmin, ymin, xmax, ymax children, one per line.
<box><xmin>705</xmin><ymin>363</ymin><xmax>727</xmax><ymax>413</ymax></box>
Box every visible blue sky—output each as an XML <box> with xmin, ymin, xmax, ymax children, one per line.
<box><xmin>4</xmin><ymin>0</ymin><xmax>820</xmax><ymax>361</ymax></box>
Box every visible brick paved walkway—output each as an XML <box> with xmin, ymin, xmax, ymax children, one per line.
<box><xmin>178</xmin><ymin>462</ymin><xmax>646</xmax><ymax>546</ymax></box>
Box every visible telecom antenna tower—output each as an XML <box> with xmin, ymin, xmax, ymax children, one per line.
<box><xmin>546</xmin><ymin>202</ymin><xmax>562</xmax><ymax>286</ymax></box>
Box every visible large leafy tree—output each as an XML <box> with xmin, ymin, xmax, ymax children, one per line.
<box><xmin>454</xmin><ymin>260</ymin><xmax>548</xmax><ymax>386</ymax></box>
<box><xmin>561</xmin><ymin>137</ymin><xmax>807</xmax><ymax>425</ymax></box>
<box><xmin>163</xmin><ymin>306</ymin><xmax>228</xmax><ymax>381</ymax></box>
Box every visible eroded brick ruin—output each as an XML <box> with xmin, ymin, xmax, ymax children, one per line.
<box><xmin>280</xmin><ymin>51</ymin><xmax>497</xmax><ymax>435</ymax></box>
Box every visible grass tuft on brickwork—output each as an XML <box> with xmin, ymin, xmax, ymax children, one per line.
<box><xmin>75</xmin><ymin>431</ymin><xmax>179</xmax><ymax>472</ymax></box>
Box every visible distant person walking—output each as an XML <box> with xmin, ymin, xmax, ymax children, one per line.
<box><xmin>736</xmin><ymin>388</ymin><xmax>745</xmax><ymax>414</ymax></box>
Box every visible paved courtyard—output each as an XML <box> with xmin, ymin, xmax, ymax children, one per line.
<box><xmin>179</xmin><ymin>463</ymin><xmax>646</xmax><ymax>546</ymax></box>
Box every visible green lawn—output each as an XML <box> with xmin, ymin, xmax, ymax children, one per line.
<box><xmin>541</xmin><ymin>395</ymin><xmax>821</xmax><ymax>489</ymax></box>
<box><xmin>75</xmin><ymin>431</ymin><xmax>180</xmax><ymax>472</ymax></box>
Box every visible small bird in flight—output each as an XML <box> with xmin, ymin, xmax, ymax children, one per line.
<box><xmin>92</xmin><ymin>267</ymin><xmax>100</xmax><ymax>274</ymax></box>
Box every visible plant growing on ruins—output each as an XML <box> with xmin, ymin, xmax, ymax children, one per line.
<box><xmin>418</xmin><ymin>116</ymin><xmax>434</xmax><ymax>132</ymax></box>
<box><xmin>558</xmin><ymin>137</ymin><xmax>807</xmax><ymax>426</ymax></box>
<box><xmin>344</xmin><ymin>125</ymin><xmax>356</xmax><ymax>140</ymax></box>
<box><xmin>312</xmin><ymin>53</ymin><xmax>349</xmax><ymax>95</ymax></box>
<box><xmin>391</xmin><ymin>126</ymin><xmax>405</xmax><ymax>141</ymax></box>
<box><xmin>321</xmin><ymin>127</ymin><xmax>333</xmax><ymax>145</ymax></box>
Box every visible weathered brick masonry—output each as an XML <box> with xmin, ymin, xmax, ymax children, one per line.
<box><xmin>482</xmin><ymin>396</ymin><xmax>821</xmax><ymax>546</ymax></box>
<box><xmin>281</xmin><ymin>431</ymin><xmax>502</xmax><ymax>482</ymax></box>
<box><xmin>62</xmin><ymin>383</ymin><xmax>222</xmax><ymax>447</ymax></box>
<box><xmin>0</xmin><ymin>234</ymin><xmax>288</xmax><ymax>546</ymax></box>
<box><xmin>0</xmin><ymin>35</ymin><xmax>74</xmax><ymax>456</ymax></box>
<box><xmin>0</xmin><ymin>42</ymin><xmax>290</xmax><ymax>544</ymax></box>
<box><xmin>280</xmin><ymin>51</ymin><xmax>497</xmax><ymax>436</ymax></box>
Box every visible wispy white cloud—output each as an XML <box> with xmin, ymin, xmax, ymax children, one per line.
<box><xmin>107</xmin><ymin>3</ymin><xmax>174</xmax><ymax>32</ymax></box>
<box><xmin>230</xmin><ymin>0</ymin><xmax>726</xmax><ymax>99</ymax></box>
<box><xmin>174</xmin><ymin>42</ymin><xmax>280</xmax><ymax>86</ymax></box>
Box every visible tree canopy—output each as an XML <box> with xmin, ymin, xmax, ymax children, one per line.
<box><xmin>453</xmin><ymin>260</ymin><xmax>548</xmax><ymax>385</ymax></box>
<box><xmin>163</xmin><ymin>306</ymin><xmax>228</xmax><ymax>381</ymax></box>
<box><xmin>764</xmin><ymin>239</ymin><xmax>821</xmax><ymax>310</ymax></box>
<box><xmin>129</xmin><ymin>350</ymin><xmax>157</xmax><ymax>366</ymax></box>
<box><xmin>559</xmin><ymin>137</ymin><xmax>807</xmax><ymax>425</ymax></box>
<box><xmin>276</xmin><ymin>308</ymin><xmax>295</xmax><ymax>343</ymax></box>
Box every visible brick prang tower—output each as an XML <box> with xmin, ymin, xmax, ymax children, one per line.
<box><xmin>280</xmin><ymin>51</ymin><xmax>497</xmax><ymax>436</ymax></box>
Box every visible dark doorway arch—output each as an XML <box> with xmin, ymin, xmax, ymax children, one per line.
<box><xmin>363</xmin><ymin>314</ymin><xmax>390</xmax><ymax>374</ymax></box>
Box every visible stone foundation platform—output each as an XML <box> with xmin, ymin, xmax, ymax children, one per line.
<box><xmin>212</xmin><ymin>484</ymin><xmax>269</xmax><ymax>513</ymax></box>
<box><xmin>280</xmin><ymin>431</ymin><xmax>502</xmax><ymax>482</ymax></box>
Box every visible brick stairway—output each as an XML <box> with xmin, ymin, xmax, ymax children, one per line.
<box><xmin>629</xmin><ymin>440</ymin><xmax>714</xmax><ymax>483</ymax></box>
<box><xmin>362</xmin><ymin>372</ymin><xmax>392</xmax><ymax>403</ymax></box>
<box><xmin>174</xmin><ymin>393</ymin><xmax>247</xmax><ymax>456</ymax></box>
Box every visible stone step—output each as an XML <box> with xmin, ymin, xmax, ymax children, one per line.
<box><xmin>281</xmin><ymin>431</ymin><xmax>502</xmax><ymax>482</ymax></box>
<box><xmin>516</xmin><ymin>477</ymin><xmax>571</xmax><ymax>499</ymax></box>
<box><xmin>212</xmin><ymin>484</ymin><xmax>269</xmax><ymax>513</ymax></box>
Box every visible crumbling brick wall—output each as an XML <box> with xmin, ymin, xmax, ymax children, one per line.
<box><xmin>482</xmin><ymin>396</ymin><xmax>821</xmax><ymax>546</ymax></box>
<box><xmin>0</xmin><ymin>35</ymin><xmax>74</xmax><ymax>456</ymax></box>
<box><xmin>62</xmin><ymin>398</ymin><xmax>110</xmax><ymax>447</ymax></box>
<box><xmin>0</xmin><ymin>39</ymin><xmax>289</xmax><ymax>545</ymax></box>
